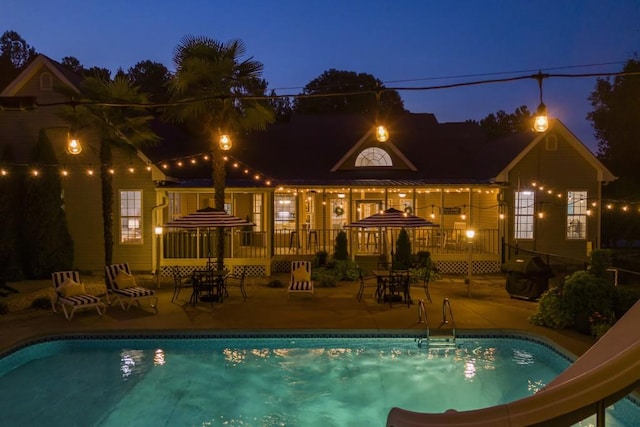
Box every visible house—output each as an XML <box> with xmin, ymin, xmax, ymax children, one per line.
<box><xmin>0</xmin><ymin>54</ymin><xmax>616</xmax><ymax>278</ymax></box>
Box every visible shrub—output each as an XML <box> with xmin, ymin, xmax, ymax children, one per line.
<box><xmin>31</xmin><ymin>296</ymin><xmax>51</xmax><ymax>310</ymax></box>
<box><xmin>313</xmin><ymin>269</ymin><xmax>338</xmax><ymax>287</ymax></box>
<box><xmin>334</xmin><ymin>231</ymin><xmax>348</xmax><ymax>260</ymax></box>
<box><xmin>314</xmin><ymin>250</ymin><xmax>329</xmax><ymax>268</ymax></box>
<box><xmin>529</xmin><ymin>286</ymin><xmax>574</xmax><ymax>329</ymax></box>
<box><xmin>589</xmin><ymin>249</ymin><xmax>612</xmax><ymax>279</ymax></box>
<box><xmin>613</xmin><ymin>286</ymin><xmax>640</xmax><ymax>319</ymax></box>
<box><xmin>394</xmin><ymin>229</ymin><xmax>412</xmax><ymax>270</ymax></box>
<box><xmin>563</xmin><ymin>270</ymin><xmax>615</xmax><ymax>334</ymax></box>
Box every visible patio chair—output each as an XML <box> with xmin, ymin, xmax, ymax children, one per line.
<box><xmin>386</xmin><ymin>270</ymin><xmax>411</xmax><ymax>308</ymax></box>
<box><xmin>51</xmin><ymin>271</ymin><xmax>106</xmax><ymax>320</ymax></box>
<box><xmin>224</xmin><ymin>266</ymin><xmax>247</xmax><ymax>301</ymax></box>
<box><xmin>356</xmin><ymin>267</ymin><xmax>379</xmax><ymax>302</ymax></box>
<box><xmin>104</xmin><ymin>263</ymin><xmax>158</xmax><ymax>312</ymax></box>
<box><xmin>288</xmin><ymin>260</ymin><xmax>314</xmax><ymax>296</ymax></box>
<box><xmin>171</xmin><ymin>266</ymin><xmax>193</xmax><ymax>303</ymax></box>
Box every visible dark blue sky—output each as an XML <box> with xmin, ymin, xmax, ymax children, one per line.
<box><xmin>3</xmin><ymin>0</ymin><xmax>640</xmax><ymax>153</ymax></box>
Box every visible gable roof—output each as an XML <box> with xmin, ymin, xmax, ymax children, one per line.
<box><xmin>0</xmin><ymin>54</ymin><xmax>81</xmax><ymax>96</ymax></box>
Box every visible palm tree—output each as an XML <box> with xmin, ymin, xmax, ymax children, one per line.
<box><xmin>60</xmin><ymin>75</ymin><xmax>158</xmax><ymax>265</ymax></box>
<box><xmin>165</xmin><ymin>35</ymin><xmax>275</xmax><ymax>270</ymax></box>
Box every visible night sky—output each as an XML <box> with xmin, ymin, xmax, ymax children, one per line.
<box><xmin>2</xmin><ymin>0</ymin><xmax>640</xmax><ymax>152</ymax></box>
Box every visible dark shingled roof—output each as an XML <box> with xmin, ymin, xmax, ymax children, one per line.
<box><xmin>147</xmin><ymin>113</ymin><xmax>537</xmax><ymax>187</ymax></box>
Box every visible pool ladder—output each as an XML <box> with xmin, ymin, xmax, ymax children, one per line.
<box><xmin>416</xmin><ymin>298</ymin><xmax>456</xmax><ymax>348</ymax></box>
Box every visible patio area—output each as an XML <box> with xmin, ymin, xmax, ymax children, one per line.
<box><xmin>0</xmin><ymin>273</ymin><xmax>595</xmax><ymax>358</ymax></box>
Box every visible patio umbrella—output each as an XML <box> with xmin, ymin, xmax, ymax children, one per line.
<box><xmin>344</xmin><ymin>208</ymin><xmax>438</xmax><ymax>263</ymax></box>
<box><xmin>344</xmin><ymin>207</ymin><xmax>438</xmax><ymax>229</ymax></box>
<box><xmin>164</xmin><ymin>207</ymin><xmax>255</xmax><ymax>263</ymax></box>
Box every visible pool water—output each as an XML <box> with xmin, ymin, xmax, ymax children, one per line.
<box><xmin>0</xmin><ymin>335</ymin><xmax>638</xmax><ymax>426</ymax></box>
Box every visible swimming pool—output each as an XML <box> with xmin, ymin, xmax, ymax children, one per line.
<box><xmin>0</xmin><ymin>332</ymin><xmax>638</xmax><ymax>426</ymax></box>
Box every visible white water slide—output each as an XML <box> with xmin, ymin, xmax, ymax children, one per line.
<box><xmin>387</xmin><ymin>299</ymin><xmax>640</xmax><ymax>427</ymax></box>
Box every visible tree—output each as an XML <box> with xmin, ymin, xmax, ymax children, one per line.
<box><xmin>126</xmin><ymin>60</ymin><xmax>173</xmax><ymax>103</ymax></box>
<box><xmin>268</xmin><ymin>89</ymin><xmax>293</xmax><ymax>122</ymax></box>
<box><xmin>478</xmin><ymin>105</ymin><xmax>534</xmax><ymax>139</ymax></box>
<box><xmin>588</xmin><ymin>58</ymin><xmax>640</xmax><ymax>189</ymax></box>
<box><xmin>60</xmin><ymin>56</ymin><xmax>85</xmax><ymax>74</ymax></box>
<box><xmin>293</xmin><ymin>69</ymin><xmax>406</xmax><ymax>118</ymax></box>
<box><xmin>0</xmin><ymin>30</ymin><xmax>37</xmax><ymax>90</ymax></box>
<box><xmin>165</xmin><ymin>35</ymin><xmax>275</xmax><ymax>270</ymax></box>
<box><xmin>22</xmin><ymin>129</ymin><xmax>74</xmax><ymax>278</ymax></box>
<box><xmin>0</xmin><ymin>145</ymin><xmax>23</xmax><ymax>280</ymax></box>
<box><xmin>587</xmin><ymin>58</ymin><xmax>640</xmax><ymax>246</ymax></box>
<box><xmin>59</xmin><ymin>75</ymin><xmax>158</xmax><ymax>265</ymax></box>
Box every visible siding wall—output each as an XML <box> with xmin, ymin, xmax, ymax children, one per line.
<box><xmin>504</xmin><ymin>132</ymin><xmax>600</xmax><ymax>262</ymax></box>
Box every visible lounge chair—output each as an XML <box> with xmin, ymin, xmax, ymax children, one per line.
<box><xmin>224</xmin><ymin>266</ymin><xmax>247</xmax><ymax>301</ymax></box>
<box><xmin>104</xmin><ymin>263</ymin><xmax>158</xmax><ymax>312</ymax></box>
<box><xmin>51</xmin><ymin>271</ymin><xmax>106</xmax><ymax>320</ymax></box>
<box><xmin>288</xmin><ymin>260</ymin><xmax>314</xmax><ymax>295</ymax></box>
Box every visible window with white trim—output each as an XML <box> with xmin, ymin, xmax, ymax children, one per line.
<box><xmin>355</xmin><ymin>147</ymin><xmax>392</xmax><ymax>166</ymax></box>
<box><xmin>253</xmin><ymin>194</ymin><xmax>262</xmax><ymax>232</ymax></box>
<box><xmin>514</xmin><ymin>191</ymin><xmax>534</xmax><ymax>240</ymax></box>
<box><xmin>120</xmin><ymin>190</ymin><xmax>142</xmax><ymax>244</ymax></box>
<box><xmin>567</xmin><ymin>190</ymin><xmax>587</xmax><ymax>240</ymax></box>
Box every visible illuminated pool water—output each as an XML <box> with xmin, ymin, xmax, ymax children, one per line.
<box><xmin>0</xmin><ymin>333</ymin><xmax>638</xmax><ymax>426</ymax></box>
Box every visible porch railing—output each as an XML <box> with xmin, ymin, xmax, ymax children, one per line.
<box><xmin>162</xmin><ymin>228</ymin><xmax>499</xmax><ymax>260</ymax></box>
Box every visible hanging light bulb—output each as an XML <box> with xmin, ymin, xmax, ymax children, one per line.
<box><xmin>533</xmin><ymin>71</ymin><xmax>549</xmax><ymax>132</ymax></box>
<box><xmin>219</xmin><ymin>133</ymin><xmax>232</xmax><ymax>150</ymax></box>
<box><xmin>375</xmin><ymin>125</ymin><xmax>389</xmax><ymax>142</ymax></box>
<box><xmin>67</xmin><ymin>135</ymin><xmax>82</xmax><ymax>155</ymax></box>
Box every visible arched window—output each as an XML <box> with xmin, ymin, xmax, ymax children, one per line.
<box><xmin>355</xmin><ymin>147</ymin><xmax>392</xmax><ymax>167</ymax></box>
<box><xmin>40</xmin><ymin>72</ymin><xmax>53</xmax><ymax>90</ymax></box>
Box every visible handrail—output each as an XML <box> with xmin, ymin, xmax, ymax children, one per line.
<box><xmin>417</xmin><ymin>299</ymin><xmax>429</xmax><ymax>341</ymax></box>
<box><xmin>440</xmin><ymin>298</ymin><xmax>456</xmax><ymax>338</ymax></box>
<box><xmin>387</xmin><ymin>298</ymin><xmax>640</xmax><ymax>427</ymax></box>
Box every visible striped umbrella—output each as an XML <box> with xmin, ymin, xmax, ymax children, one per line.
<box><xmin>164</xmin><ymin>207</ymin><xmax>255</xmax><ymax>264</ymax></box>
<box><xmin>344</xmin><ymin>207</ymin><xmax>437</xmax><ymax>229</ymax></box>
<box><xmin>164</xmin><ymin>207</ymin><xmax>255</xmax><ymax>229</ymax></box>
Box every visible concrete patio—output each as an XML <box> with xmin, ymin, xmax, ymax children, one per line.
<box><xmin>0</xmin><ymin>273</ymin><xmax>595</xmax><ymax>358</ymax></box>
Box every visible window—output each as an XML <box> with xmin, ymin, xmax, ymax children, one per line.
<box><xmin>40</xmin><ymin>72</ymin><xmax>53</xmax><ymax>90</ymax></box>
<box><xmin>252</xmin><ymin>194</ymin><xmax>262</xmax><ymax>232</ymax></box>
<box><xmin>120</xmin><ymin>190</ymin><xmax>142</xmax><ymax>244</ymax></box>
<box><xmin>567</xmin><ymin>190</ymin><xmax>587</xmax><ymax>239</ymax></box>
<box><xmin>514</xmin><ymin>191</ymin><xmax>534</xmax><ymax>239</ymax></box>
<box><xmin>274</xmin><ymin>193</ymin><xmax>296</xmax><ymax>230</ymax></box>
<box><xmin>355</xmin><ymin>147</ymin><xmax>392</xmax><ymax>167</ymax></box>
<box><xmin>168</xmin><ymin>193</ymin><xmax>182</xmax><ymax>220</ymax></box>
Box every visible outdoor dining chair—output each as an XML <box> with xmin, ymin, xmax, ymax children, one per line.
<box><xmin>171</xmin><ymin>266</ymin><xmax>193</xmax><ymax>303</ymax></box>
<box><xmin>356</xmin><ymin>267</ymin><xmax>379</xmax><ymax>302</ymax></box>
<box><xmin>224</xmin><ymin>266</ymin><xmax>247</xmax><ymax>301</ymax></box>
<box><xmin>386</xmin><ymin>270</ymin><xmax>411</xmax><ymax>308</ymax></box>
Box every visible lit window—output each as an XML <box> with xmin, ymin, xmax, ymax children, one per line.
<box><xmin>355</xmin><ymin>147</ymin><xmax>392</xmax><ymax>167</ymax></box>
<box><xmin>567</xmin><ymin>191</ymin><xmax>587</xmax><ymax>240</ymax></box>
<box><xmin>120</xmin><ymin>190</ymin><xmax>142</xmax><ymax>244</ymax></box>
<box><xmin>514</xmin><ymin>191</ymin><xmax>534</xmax><ymax>240</ymax></box>
<box><xmin>274</xmin><ymin>193</ymin><xmax>296</xmax><ymax>230</ymax></box>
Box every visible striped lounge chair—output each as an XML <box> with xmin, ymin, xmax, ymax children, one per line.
<box><xmin>288</xmin><ymin>260</ymin><xmax>314</xmax><ymax>296</ymax></box>
<box><xmin>51</xmin><ymin>271</ymin><xmax>106</xmax><ymax>320</ymax></box>
<box><xmin>104</xmin><ymin>263</ymin><xmax>158</xmax><ymax>312</ymax></box>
